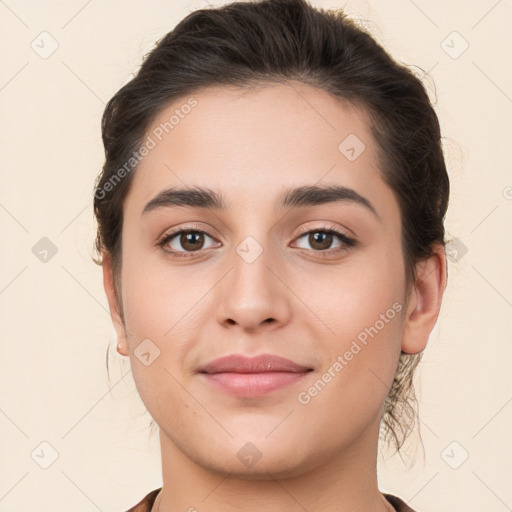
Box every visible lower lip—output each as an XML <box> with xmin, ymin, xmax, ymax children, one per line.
<box><xmin>201</xmin><ymin>371</ymin><xmax>310</xmax><ymax>396</ymax></box>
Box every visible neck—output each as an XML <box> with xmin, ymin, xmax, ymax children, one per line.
<box><xmin>153</xmin><ymin>418</ymin><xmax>394</xmax><ymax>512</ymax></box>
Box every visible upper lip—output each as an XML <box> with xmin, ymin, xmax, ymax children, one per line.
<box><xmin>199</xmin><ymin>354</ymin><xmax>312</xmax><ymax>374</ymax></box>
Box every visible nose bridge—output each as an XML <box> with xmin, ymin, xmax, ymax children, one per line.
<box><xmin>227</xmin><ymin>204</ymin><xmax>279</xmax><ymax>277</ymax></box>
<box><xmin>231</xmin><ymin>229</ymin><xmax>279</xmax><ymax>297</ymax></box>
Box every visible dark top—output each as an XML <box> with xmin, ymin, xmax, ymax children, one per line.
<box><xmin>123</xmin><ymin>487</ymin><xmax>416</xmax><ymax>511</ymax></box>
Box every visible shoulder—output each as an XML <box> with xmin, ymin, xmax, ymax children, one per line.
<box><xmin>122</xmin><ymin>488</ymin><xmax>161</xmax><ymax>512</ymax></box>
<box><xmin>384</xmin><ymin>493</ymin><xmax>418</xmax><ymax>512</ymax></box>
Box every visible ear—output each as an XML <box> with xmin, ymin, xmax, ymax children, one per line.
<box><xmin>401</xmin><ymin>243</ymin><xmax>447</xmax><ymax>354</ymax></box>
<box><xmin>102</xmin><ymin>252</ymin><xmax>128</xmax><ymax>356</ymax></box>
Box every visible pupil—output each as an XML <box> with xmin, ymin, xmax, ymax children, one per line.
<box><xmin>183</xmin><ymin>231</ymin><xmax>203</xmax><ymax>250</ymax></box>
<box><xmin>311</xmin><ymin>231</ymin><xmax>331</xmax><ymax>250</ymax></box>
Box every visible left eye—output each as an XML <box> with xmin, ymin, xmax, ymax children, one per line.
<box><xmin>293</xmin><ymin>229</ymin><xmax>356</xmax><ymax>252</ymax></box>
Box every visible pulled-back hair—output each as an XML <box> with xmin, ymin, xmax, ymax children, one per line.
<box><xmin>93</xmin><ymin>0</ymin><xmax>449</xmax><ymax>455</ymax></box>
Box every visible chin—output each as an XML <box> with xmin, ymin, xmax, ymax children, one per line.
<box><xmin>201</xmin><ymin>456</ymin><xmax>309</xmax><ymax>481</ymax></box>
<box><xmin>184</xmin><ymin>438</ymin><xmax>312</xmax><ymax>480</ymax></box>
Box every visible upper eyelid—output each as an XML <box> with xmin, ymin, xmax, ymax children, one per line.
<box><xmin>294</xmin><ymin>222</ymin><xmax>349</xmax><ymax>237</ymax></box>
<box><xmin>161</xmin><ymin>224</ymin><xmax>349</xmax><ymax>241</ymax></box>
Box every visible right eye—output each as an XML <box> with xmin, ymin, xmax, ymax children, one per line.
<box><xmin>158</xmin><ymin>228</ymin><xmax>221</xmax><ymax>257</ymax></box>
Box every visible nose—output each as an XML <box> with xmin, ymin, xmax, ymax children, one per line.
<box><xmin>215</xmin><ymin>238</ymin><xmax>292</xmax><ymax>332</ymax></box>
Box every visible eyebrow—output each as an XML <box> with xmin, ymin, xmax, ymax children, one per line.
<box><xmin>141</xmin><ymin>184</ymin><xmax>380</xmax><ymax>219</ymax></box>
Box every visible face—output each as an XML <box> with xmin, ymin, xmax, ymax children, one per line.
<box><xmin>108</xmin><ymin>82</ymin><xmax>411</xmax><ymax>477</ymax></box>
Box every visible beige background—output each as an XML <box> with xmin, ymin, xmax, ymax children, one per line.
<box><xmin>1</xmin><ymin>0</ymin><xmax>511</xmax><ymax>510</ymax></box>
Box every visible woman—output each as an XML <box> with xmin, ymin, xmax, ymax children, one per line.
<box><xmin>93</xmin><ymin>0</ymin><xmax>449</xmax><ymax>510</ymax></box>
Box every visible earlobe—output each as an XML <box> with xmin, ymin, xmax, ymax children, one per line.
<box><xmin>101</xmin><ymin>252</ymin><xmax>128</xmax><ymax>355</ymax></box>
<box><xmin>117</xmin><ymin>342</ymin><xmax>127</xmax><ymax>357</ymax></box>
<box><xmin>401</xmin><ymin>244</ymin><xmax>447</xmax><ymax>354</ymax></box>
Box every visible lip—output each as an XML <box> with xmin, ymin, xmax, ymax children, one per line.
<box><xmin>199</xmin><ymin>354</ymin><xmax>312</xmax><ymax>374</ymax></box>
<box><xmin>198</xmin><ymin>354</ymin><xmax>313</xmax><ymax>397</ymax></box>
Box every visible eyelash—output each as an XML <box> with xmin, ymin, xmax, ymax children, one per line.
<box><xmin>157</xmin><ymin>223</ymin><xmax>357</xmax><ymax>259</ymax></box>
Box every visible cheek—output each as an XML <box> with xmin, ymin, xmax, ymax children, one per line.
<box><xmin>295</xmin><ymin>295</ymin><xmax>404</xmax><ymax>447</ymax></box>
<box><xmin>292</xmin><ymin>246</ymin><xmax>405</xmax><ymax>417</ymax></box>
<box><xmin>120</xmin><ymin>246</ymin><xmax>195</xmax><ymax>338</ymax></box>
<box><xmin>294</xmin><ymin>239</ymin><xmax>405</xmax><ymax>340</ymax></box>
<box><xmin>120</xmin><ymin>250</ymin><xmax>212</xmax><ymax>390</ymax></box>
<box><xmin>120</xmin><ymin>258</ymin><xmax>201</xmax><ymax>421</ymax></box>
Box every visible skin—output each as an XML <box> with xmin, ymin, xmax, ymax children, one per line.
<box><xmin>102</xmin><ymin>81</ymin><xmax>447</xmax><ymax>512</ymax></box>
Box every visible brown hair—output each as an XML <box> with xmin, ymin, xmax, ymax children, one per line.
<box><xmin>93</xmin><ymin>0</ymin><xmax>449</xmax><ymax>455</ymax></box>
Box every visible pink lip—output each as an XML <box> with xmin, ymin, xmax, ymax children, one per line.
<box><xmin>198</xmin><ymin>354</ymin><xmax>313</xmax><ymax>396</ymax></box>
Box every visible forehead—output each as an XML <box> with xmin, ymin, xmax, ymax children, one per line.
<box><xmin>123</xmin><ymin>81</ymin><xmax>397</xmax><ymax>222</ymax></box>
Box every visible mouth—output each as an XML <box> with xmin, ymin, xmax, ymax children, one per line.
<box><xmin>198</xmin><ymin>354</ymin><xmax>313</xmax><ymax>397</ymax></box>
